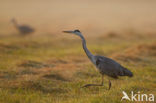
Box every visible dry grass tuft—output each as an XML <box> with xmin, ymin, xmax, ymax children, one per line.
<box><xmin>0</xmin><ymin>43</ymin><xmax>19</xmax><ymax>50</ymax></box>
<box><xmin>111</xmin><ymin>42</ymin><xmax>156</xmax><ymax>62</ymax></box>
<box><xmin>0</xmin><ymin>71</ymin><xmax>17</xmax><ymax>80</ymax></box>
<box><xmin>43</xmin><ymin>73</ymin><xmax>68</xmax><ymax>81</ymax></box>
<box><xmin>100</xmin><ymin>32</ymin><xmax>121</xmax><ymax>39</ymax></box>
<box><xmin>106</xmin><ymin>32</ymin><xmax>120</xmax><ymax>38</ymax></box>
<box><xmin>18</xmin><ymin>60</ymin><xmax>54</xmax><ymax>69</ymax></box>
<box><xmin>20</xmin><ymin>81</ymin><xmax>43</xmax><ymax>90</ymax></box>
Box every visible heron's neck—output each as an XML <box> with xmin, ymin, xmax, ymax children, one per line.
<box><xmin>78</xmin><ymin>33</ymin><xmax>95</xmax><ymax>64</ymax></box>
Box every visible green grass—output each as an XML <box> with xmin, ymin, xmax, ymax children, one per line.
<box><xmin>0</xmin><ymin>34</ymin><xmax>156</xmax><ymax>103</ymax></box>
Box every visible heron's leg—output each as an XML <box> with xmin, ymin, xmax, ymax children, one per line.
<box><xmin>101</xmin><ymin>75</ymin><xmax>104</xmax><ymax>85</ymax></box>
<box><xmin>108</xmin><ymin>80</ymin><xmax>111</xmax><ymax>90</ymax></box>
<box><xmin>81</xmin><ymin>75</ymin><xmax>104</xmax><ymax>88</ymax></box>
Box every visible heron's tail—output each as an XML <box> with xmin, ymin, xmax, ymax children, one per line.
<box><xmin>122</xmin><ymin>67</ymin><xmax>133</xmax><ymax>77</ymax></box>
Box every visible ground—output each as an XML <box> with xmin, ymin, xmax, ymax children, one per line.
<box><xmin>0</xmin><ymin>32</ymin><xmax>155</xmax><ymax>103</ymax></box>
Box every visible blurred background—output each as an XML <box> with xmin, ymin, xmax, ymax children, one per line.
<box><xmin>0</xmin><ymin>0</ymin><xmax>156</xmax><ymax>36</ymax></box>
<box><xmin>0</xmin><ymin>0</ymin><xmax>156</xmax><ymax>103</ymax></box>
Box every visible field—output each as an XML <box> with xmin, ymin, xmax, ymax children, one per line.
<box><xmin>0</xmin><ymin>32</ymin><xmax>155</xmax><ymax>103</ymax></box>
<box><xmin>0</xmin><ymin>0</ymin><xmax>156</xmax><ymax>103</ymax></box>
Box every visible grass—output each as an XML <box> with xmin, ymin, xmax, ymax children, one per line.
<box><xmin>0</xmin><ymin>33</ymin><xmax>156</xmax><ymax>103</ymax></box>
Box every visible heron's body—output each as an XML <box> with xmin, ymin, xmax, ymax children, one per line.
<box><xmin>17</xmin><ymin>25</ymin><xmax>34</xmax><ymax>34</ymax></box>
<box><xmin>63</xmin><ymin>30</ymin><xmax>133</xmax><ymax>89</ymax></box>
<box><xmin>11</xmin><ymin>19</ymin><xmax>35</xmax><ymax>35</ymax></box>
<box><xmin>94</xmin><ymin>55</ymin><xmax>133</xmax><ymax>78</ymax></box>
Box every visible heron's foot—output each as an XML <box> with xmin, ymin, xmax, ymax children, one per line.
<box><xmin>108</xmin><ymin>80</ymin><xmax>111</xmax><ymax>90</ymax></box>
<box><xmin>81</xmin><ymin>83</ymin><xmax>103</xmax><ymax>88</ymax></box>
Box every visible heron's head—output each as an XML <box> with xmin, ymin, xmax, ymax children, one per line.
<box><xmin>63</xmin><ymin>29</ymin><xmax>81</xmax><ymax>35</ymax></box>
<box><xmin>11</xmin><ymin>18</ymin><xmax>17</xmax><ymax>23</ymax></box>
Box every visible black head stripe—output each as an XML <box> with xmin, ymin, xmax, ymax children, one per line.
<box><xmin>74</xmin><ymin>30</ymin><xmax>80</xmax><ymax>32</ymax></box>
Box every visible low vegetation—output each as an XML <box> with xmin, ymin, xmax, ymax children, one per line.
<box><xmin>0</xmin><ymin>33</ymin><xmax>155</xmax><ymax>103</ymax></box>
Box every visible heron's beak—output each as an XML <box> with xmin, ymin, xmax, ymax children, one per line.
<box><xmin>63</xmin><ymin>31</ymin><xmax>74</xmax><ymax>33</ymax></box>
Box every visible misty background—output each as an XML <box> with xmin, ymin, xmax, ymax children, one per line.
<box><xmin>0</xmin><ymin>0</ymin><xmax>156</xmax><ymax>35</ymax></box>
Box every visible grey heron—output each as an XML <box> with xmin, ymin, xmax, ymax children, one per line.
<box><xmin>11</xmin><ymin>18</ymin><xmax>35</xmax><ymax>35</ymax></box>
<box><xmin>63</xmin><ymin>30</ymin><xmax>133</xmax><ymax>90</ymax></box>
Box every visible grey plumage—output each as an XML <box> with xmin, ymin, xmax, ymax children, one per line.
<box><xmin>95</xmin><ymin>55</ymin><xmax>133</xmax><ymax>78</ymax></box>
<box><xmin>11</xmin><ymin>18</ymin><xmax>35</xmax><ymax>35</ymax></box>
<box><xmin>63</xmin><ymin>29</ymin><xmax>133</xmax><ymax>89</ymax></box>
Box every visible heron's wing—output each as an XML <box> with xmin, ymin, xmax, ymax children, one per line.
<box><xmin>20</xmin><ymin>25</ymin><xmax>34</xmax><ymax>29</ymax></box>
<box><xmin>96</xmin><ymin>56</ymin><xmax>133</xmax><ymax>77</ymax></box>
<box><xmin>95</xmin><ymin>56</ymin><xmax>124</xmax><ymax>78</ymax></box>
